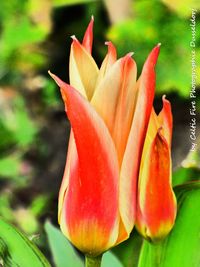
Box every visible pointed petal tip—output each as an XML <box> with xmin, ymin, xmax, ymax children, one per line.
<box><xmin>104</xmin><ymin>41</ymin><xmax>117</xmax><ymax>54</ymax></box>
<box><xmin>127</xmin><ymin>52</ymin><xmax>134</xmax><ymax>57</ymax></box>
<box><xmin>71</xmin><ymin>35</ymin><xmax>81</xmax><ymax>47</ymax></box>
<box><xmin>105</xmin><ymin>41</ymin><xmax>111</xmax><ymax>46</ymax></box>
<box><xmin>121</xmin><ymin>52</ymin><xmax>134</xmax><ymax>65</ymax></box>
<box><xmin>143</xmin><ymin>44</ymin><xmax>160</xmax><ymax>70</ymax></box>
<box><xmin>152</xmin><ymin>44</ymin><xmax>160</xmax><ymax>61</ymax></box>
<box><xmin>48</xmin><ymin>71</ymin><xmax>72</xmax><ymax>110</ymax></box>
<box><xmin>162</xmin><ymin>95</ymin><xmax>172</xmax><ymax>108</ymax></box>
<box><xmin>48</xmin><ymin>70</ymin><xmax>60</xmax><ymax>86</ymax></box>
<box><xmin>101</xmin><ymin>41</ymin><xmax>117</xmax><ymax>63</ymax></box>
<box><xmin>104</xmin><ymin>41</ymin><xmax>116</xmax><ymax>51</ymax></box>
<box><xmin>162</xmin><ymin>95</ymin><xmax>169</xmax><ymax>103</ymax></box>
<box><xmin>71</xmin><ymin>35</ymin><xmax>82</xmax><ymax>50</ymax></box>
<box><xmin>82</xmin><ymin>17</ymin><xmax>94</xmax><ymax>54</ymax></box>
<box><xmin>48</xmin><ymin>71</ymin><xmax>69</xmax><ymax>92</ymax></box>
<box><xmin>71</xmin><ymin>35</ymin><xmax>77</xmax><ymax>41</ymax></box>
<box><xmin>48</xmin><ymin>69</ymin><xmax>52</xmax><ymax>76</ymax></box>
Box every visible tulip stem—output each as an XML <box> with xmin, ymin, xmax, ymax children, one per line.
<box><xmin>85</xmin><ymin>254</ymin><xmax>102</xmax><ymax>267</ymax></box>
<box><xmin>150</xmin><ymin>242</ymin><xmax>162</xmax><ymax>267</ymax></box>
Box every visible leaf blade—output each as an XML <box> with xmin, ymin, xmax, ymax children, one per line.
<box><xmin>45</xmin><ymin>221</ymin><xmax>83</xmax><ymax>267</ymax></box>
<box><xmin>0</xmin><ymin>218</ymin><xmax>51</xmax><ymax>267</ymax></box>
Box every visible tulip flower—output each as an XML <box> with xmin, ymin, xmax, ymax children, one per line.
<box><xmin>49</xmin><ymin>17</ymin><xmax>160</xmax><ymax>256</ymax></box>
<box><xmin>136</xmin><ymin>96</ymin><xmax>177</xmax><ymax>241</ymax></box>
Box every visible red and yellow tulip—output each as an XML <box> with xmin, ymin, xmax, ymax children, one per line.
<box><xmin>136</xmin><ymin>96</ymin><xmax>177</xmax><ymax>241</ymax></box>
<box><xmin>49</xmin><ymin>18</ymin><xmax>164</xmax><ymax>255</ymax></box>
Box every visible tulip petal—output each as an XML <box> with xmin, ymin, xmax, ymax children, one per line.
<box><xmin>96</xmin><ymin>41</ymin><xmax>117</xmax><ymax>87</ymax></box>
<box><xmin>136</xmin><ymin>130</ymin><xmax>176</xmax><ymax>240</ymax></box>
<box><xmin>58</xmin><ymin>131</ymin><xmax>77</xmax><ymax>223</ymax></box>
<box><xmin>92</xmin><ymin>53</ymin><xmax>137</xmax><ymax>165</ymax></box>
<box><xmin>158</xmin><ymin>96</ymin><xmax>173</xmax><ymax>146</ymax></box>
<box><xmin>69</xmin><ymin>37</ymin><xmax>99</xmax><ymax>100</ymax></box>
<box><xmin>53</xmin><ymin>78</ymin><xmax>120</xmax><ymax>255</ymax></box>
<box><xmin>82</xmin><ymin>16</ymin><xmax>94</xmax><ymax>54</ymax></box>
<box><xmin>119</xmin><ymin>45</ymin><xmax>160</xmax><ymax>240</ymax></box>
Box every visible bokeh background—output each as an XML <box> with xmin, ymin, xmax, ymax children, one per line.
<box><xmin>0</xmin><ymin>0</ymin><xmax>200</xmax><ymax>265</ymax></box>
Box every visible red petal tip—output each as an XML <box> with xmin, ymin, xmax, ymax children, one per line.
<box><xmin>127</xmin><ymin>52</ymin><xmax>134</xmax><ymax>57</ymax></box>
<box><xmin>71</xmin><ymin>36</ymin><xmax>82</xmax><ymax>50</ymax></box>
<box><xmin>48</xmin><ymin>70</ymin><xmax>67</xmax><ymax>89</ymax></box>
<box><xmin>105</xmin><ymin>41</ymin><xmax>111</xmax><ymax>45</ymax></box>
<box><xmin>48</xmin><ymin>70</ymin><xmax>59</xmax><ymax>85</ymax></box>
<box><xmin>120</xmin><ymin>52</ymin><xmax>135</xmax><ymax>68</ymax></box>
<box><xmin>82</xmin><ymin>17</ymin><xmax>94</xmax><ymax>54</ymax></box>
<box><xmin>121</xmin><ymin>52</ymin><xmax>134</xmax><ymax>64</ymax></box>
<box><xmin>162</xmin><ymin>95</ymin><xmax>171</xmax><ymax>107</ymax></box>
<box><xmin>143</xmin><ymin>45</ymin><xmax>160</xmax><ymax>70</ymax></box>
<box><xmin>104</xmin><ymin>41</ymin><xmax>117</xmax><ymax>55</ymax></box>
<box><xmin>102</xmin><ymin>41</ymin><xmax>117</xmax><ymax>64</ymax></box>
<box><xmin>105</xmin><ymin>41</ymin><xmax>116</xmax><ymax>51</ymax></box>
<box><xmin>162</xmin><ymin>95</ymin><xmax>168</xmax><ymax>103</ymax></box>
<box><xmin>71</xmin><ymin>35</ymin><xmax>77</xmax><ymax>41</ymax></box>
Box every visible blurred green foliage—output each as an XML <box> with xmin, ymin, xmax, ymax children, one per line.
<box><xmin>161</xmin><ymin>0</ymin><xmax>200</xmax><ymax>18</ymax></box>
<box><xmin>0</xmin><ymin>0</ymin><xmax>53</xmax><ymax>235</ymax></box>
<box><xmin>0</xmin><ymin>96</ymin><xmax>37</xmax><ymax>148</ymax></box>
<box><xmin>107</xmin><ymin>0</ymin><xmax>200</xmax><ymax>97</ymax></box>
<box><xmin>53</xmin><ymin>0</ymin><xmax>98</xmax><ymax>7</ymax></box>
<box><xmin>0</xmin><ymin>0</ymin><xmax>49</xmax><ymax>84</ymax></box>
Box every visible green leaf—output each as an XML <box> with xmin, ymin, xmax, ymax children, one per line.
<box><xmin>0</xmin><ymin>218</ymin><xmax>51</xmax><ymax>267</ymax></box>
<box><xmin>173</xmin><ymin>167</ymin><xmax>200</xmax><ymax>187</ymax></box>
<box><xmin>45</xmin><ymin>221</ymin><xmax>83</xmax><ymax>267</ymax></box>
<box><xmin>102</xmin><ymin>251</ymin><xmax>124</xmax><ymax>267</ymax></box>
<box><xmin>138</xmin><ymin>182</ymin><xmax>200</xmax><ymax>267</ymax></box>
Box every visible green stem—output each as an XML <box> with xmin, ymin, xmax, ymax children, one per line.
<box><xmin>85</xmin><ymin>254</ymin><xmax>102</xmax><ymax>267</ymax></box>
<box><xmin>150</xmin><ymin>242</ymin><xmax>162</xmax><ymax>267</ymax></box>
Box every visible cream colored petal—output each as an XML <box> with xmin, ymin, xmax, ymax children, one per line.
<box><xmin>69</xmin><ymin>38</ymin><xmax>99</xmax><ymax>100</ymax></box>
<box><xmin>92</xmin><ymin>54</ymin><xmax>137</xmax><ymax>165</ymax></box>
<box><xmin>96</xmin><ymin>42</ymin><xmax>117</xmax><ymax>88</ymax></box>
